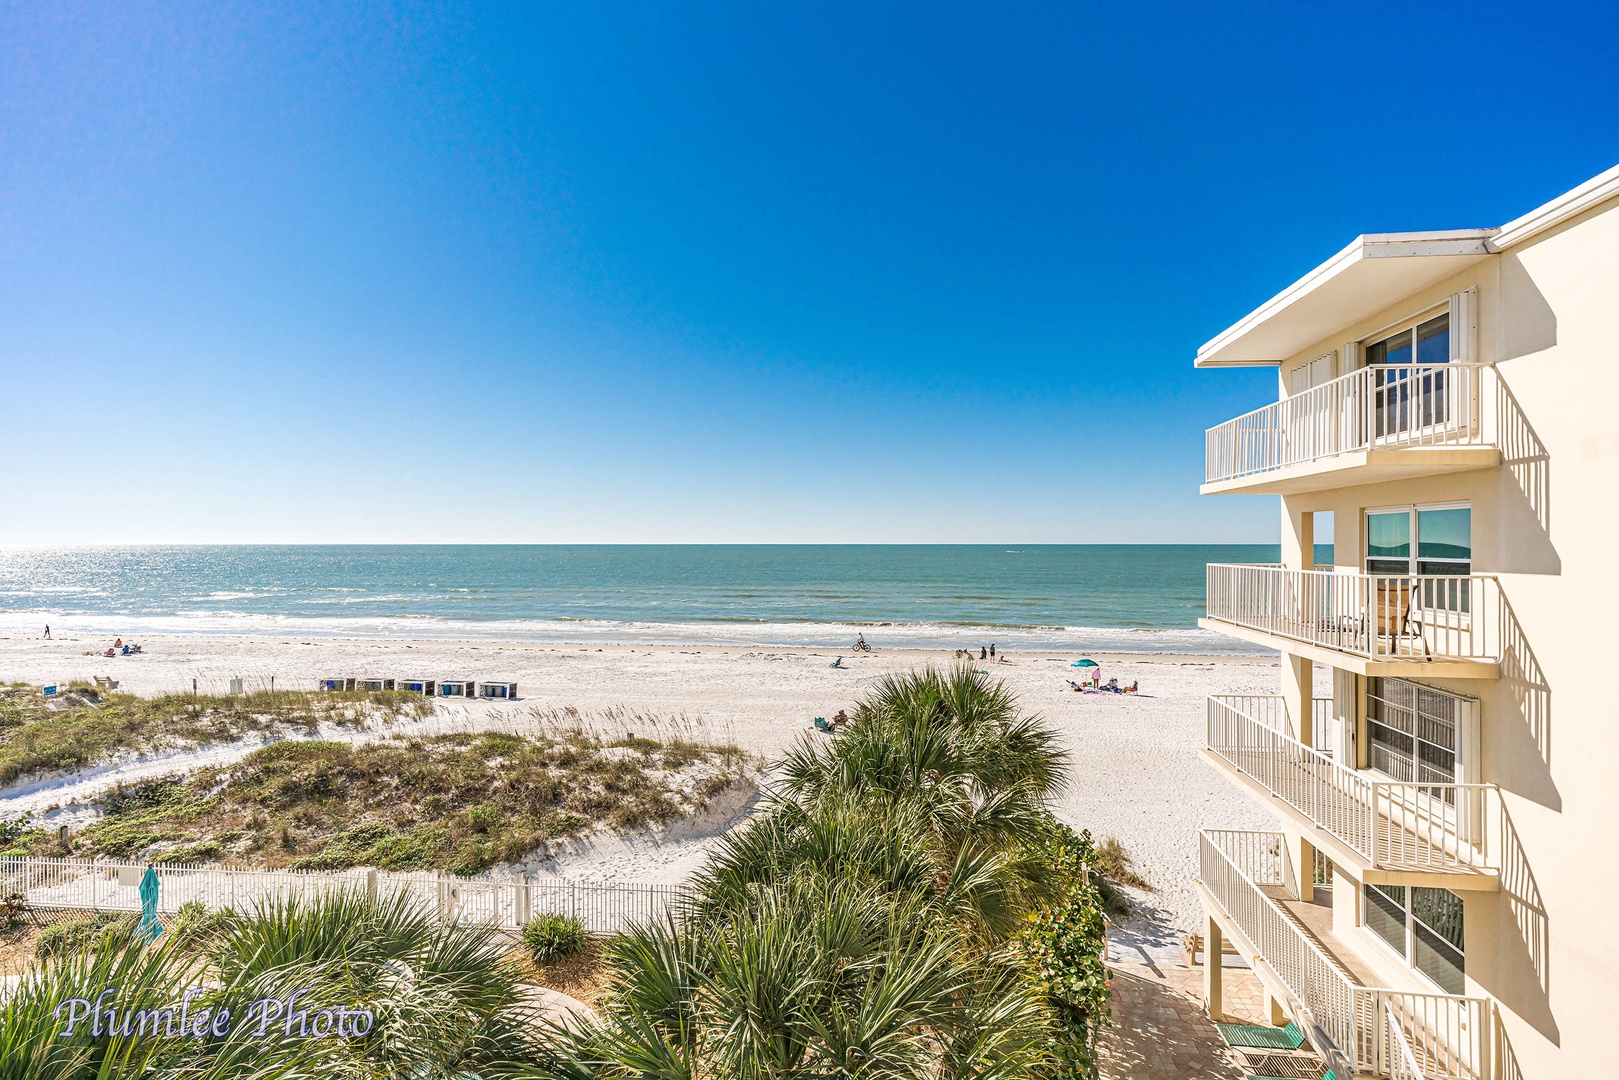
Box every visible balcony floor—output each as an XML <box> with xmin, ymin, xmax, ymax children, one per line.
<box><xmin>1201</xmin><ymin>446</ymin><xmax>1501</xmax><ymax>496</ymax></box>
<box><xmin>1258</xmin><ymin>883</ymin><xmax>1379</xmax><ymax>987</ymax></box>
<box><xmin>1197</xmin><ymin>617</ymin><xmax>1500</xmax><ymax>680</ymax></box>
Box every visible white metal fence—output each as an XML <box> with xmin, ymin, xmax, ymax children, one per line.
<box><xmin>1206</xmin><ymin>697</ymin><xmax>1499</xmax><ymax>873</ymax></box>
<box><xmin>0</xmin><ymin>856</ymin><xmax>680</xmax><ymax>936</ymax></box>
<box><xmin>1199</xmin><ymin>830</ymin><xmax>1494</xmax><ymax>1080</ymax></box>
<box><xmin>1205</xmin><ymin>563</ymin><xmax>1500</xmax><ymax>663</ymax></box>
<box><xmin>1205</xmin><ymin>362</ymin><xmax>1494</xmax><ymax>485</ymax></box>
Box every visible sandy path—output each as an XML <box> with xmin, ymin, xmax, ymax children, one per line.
<box><xmin>0</xmin><ymin>634</ymin><xmax>1281</xmax><ymax>932</ymax></box>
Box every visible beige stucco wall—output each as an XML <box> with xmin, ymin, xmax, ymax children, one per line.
<box><xmin>1253</xmin><ymin>197</ymin><xmax>1619</xmax><ymax>1078</ymax></box>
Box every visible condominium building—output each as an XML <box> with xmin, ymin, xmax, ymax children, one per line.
<box><xmin>1192</xmin><ymin>164</ymin><xmax>1619</xmax><ymax>1079</ymax></box>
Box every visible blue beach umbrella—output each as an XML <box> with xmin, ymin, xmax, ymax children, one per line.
<box><xmin>137</xmin><ymin>865</ymin><xmax>163</xmax><ymax>941</ymax></box>
<box><xmin>1070</xmin><ymin>658</ymin><xmax>1099</xmax><ymax>668</ymax></box>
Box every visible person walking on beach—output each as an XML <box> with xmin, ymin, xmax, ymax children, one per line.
<box><xmin>43</xmin><ymin>625</ymin><xmax>50</xmax><ymax>639</ymax></box>
<box><xmin>192</xmin><ymin>678</ymin><xmax>198</xmax><ymax>695</ymax></box>
<box><xmin>989</xmin><ymin>643</ymin><xmax>995</xmax><ymax>658</ymax></box>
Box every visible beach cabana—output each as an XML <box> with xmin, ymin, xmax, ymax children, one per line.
<box><xmin>319</xmin><ymin>678</ymin><xmax>356</xmax><ymax>692</ymax></box>
<box><xmin>396</xmin><ymin>678</ymin><xmax>435</xmax><ymax>696</ymax></box>
<box><xmin>358</xmin><ymin>678</ymin><xmax>395</xmax><ymax>692</ymax></box>
<box><xmin>477</xmin><ymin>681</ymin><xmax>518</xmax><ymax>700</ymax></box>
<box><xmin>439</xmin><ymin>680</ymin><xmax>475</xmax><ymax>698</ymax></box>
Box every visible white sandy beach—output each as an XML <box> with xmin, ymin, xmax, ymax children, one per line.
<box><xmin>0</xmin><ymin>632</ymin><xmax>1282</xmax><ymax>934</ymax></box>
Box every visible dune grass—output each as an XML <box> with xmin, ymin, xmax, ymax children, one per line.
<box><xmin>0</xmin><ymin>685</ymin><xmax>434</xmax><ymax>789</ymax></box>
<box><xmin>45</xmin><ymin>728</ymin><xmax>752</xmax><ymax>875</ymax></box>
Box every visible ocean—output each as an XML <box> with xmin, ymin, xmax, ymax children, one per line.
<box><xmin>0</xmin><ymin>545</ymin><xmax>1284</xmax><ymax>654</ymax></box>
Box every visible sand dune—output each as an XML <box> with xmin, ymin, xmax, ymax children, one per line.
<box><xmin>0</xmin><ymin>633</ymin><xmax>1281</xmax><ymax>932</ymax></box>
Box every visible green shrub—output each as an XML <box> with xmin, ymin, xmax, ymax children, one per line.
<box><xmin>521</xmin><ymin>913</ymin><xmax>589</xmax><ymax>963</ymax></box>
<box><xmin>167</xmin><ymin>899</ymin><xmax>236</xmax><ymax>949</ymax></box>
<box><xmin>1021</xmin><ymin>822</ymin><xmax>1112</xmax><ymax>1080</ymax></box>
<box><xmin>34</xmin><ymin>913</ymin><xmax>136</xmax><ymax>959</ymax></box>
<box><xmin>0</xmin><ymin>892</ymin><xmax>27</xmax><ymax>933</ymax></box>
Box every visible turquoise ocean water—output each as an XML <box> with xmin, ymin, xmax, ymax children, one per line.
<box><xmin>0</xmin><ymin>545</ymin><xmax>1284</xmax><ymax>654</ymax></box>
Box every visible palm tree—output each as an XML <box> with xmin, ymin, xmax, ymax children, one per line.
<box><xmin>521</xmin><ymin>667</ymin><xmax>1086</xmax><ymax>1080</ymax></box>
<box><xmin>3</xmin><ymin>889</ymin><xmax>541</xmax><ymax>1080</ymax></box>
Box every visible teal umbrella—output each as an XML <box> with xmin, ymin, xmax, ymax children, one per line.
<box><xmin>1070</xmin><ymin>658</ymin><xmax>1099</xmax><ymax>668</ymax></box>
<box><xmin>137</xmin><ymin>865</ymin><xmax>163</xmax><ymax>942</ymax></box>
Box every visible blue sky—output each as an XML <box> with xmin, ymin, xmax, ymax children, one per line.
<box><xmin>2</xmin><ymin>2</ymin><xmax>1615</xmax><ymax>544</ymax></box>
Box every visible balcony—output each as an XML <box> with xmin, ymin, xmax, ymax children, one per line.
<box><xmin>1203</xmin><ymin>564</ymin><xmax>1501</xmax><ymax>678</ymax></box>
<box><xmin>1198</xmin><ymin>829</ymin><xmax>1497</xmax><ymax>1080</ymax></box>
<box><xmin>1204</xmin><ymin>696</ymin><xmax>1500</xmax><ymax>890</ymax></box>
<box><xmin>1203</xmin><ymin>363</ymin><xmax>1500</xmax><ymax>495</ymax></box>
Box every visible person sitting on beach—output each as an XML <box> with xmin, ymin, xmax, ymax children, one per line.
<box><xmin>1067</xmin><ymin>680</ymin><xmax>1084</xmax><ymax>692</ymax></box>
<box><xmin>1127</xmin><ymin>680</ymin><xmax>1139</xmax><ymax>693</ymax></box>
<box><xmin>1104</xmin><ymin>677</ymin><xmax>1120</xmax><ymax>692</ymax></box>
<box><xmin>833</xmin><ymin>709</ymin><xmax>848</xmax><ymax>729</ymax></box>
<box><xmin>979</xmin><ymin>647</ymin><xmax>987</xmax><ymax>660</ymax></box>
<box><xmin>114</xmin><ymin>638</ymin><xmax>123</xmax><ymax>649</ymax></box>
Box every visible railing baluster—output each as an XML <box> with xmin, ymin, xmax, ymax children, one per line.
<box><xmin>1205</xmin><ymin>363</ymin><xmax>1494</xmax><ymax>484</ymax></box>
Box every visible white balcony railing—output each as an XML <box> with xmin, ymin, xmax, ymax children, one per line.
<box><xmin>1207</xmin><ymin>696</ymin><xmax>1499</xmax><ymax>873</ymax></box>
<box><xmin>1206</xmin><ymin>363</ymin><xmax>1495</xmax><ymax>485</ymax></box>
<box><xmin>1200</xmin><ymin>830</ymin><xmax>1495</xmax><ymax>1080</ymax></box>
<box><xmin>1206</xmin><ymin>564</ymin><xmax>1500</xmax><ymax>663</ymax></box>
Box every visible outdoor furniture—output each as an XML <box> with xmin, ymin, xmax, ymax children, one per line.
<box><xmin>1215</xmin><ymin>1020</ymin><xmax>1306</xmax><ymax>1050</ymax></box>
<box><xmin>1374</xmin><ymin>580</ymin><xmax>1432</xmax><ymax>659</ymax></box>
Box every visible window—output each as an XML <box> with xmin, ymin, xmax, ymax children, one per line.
<box><xmin>1364</xmin><ymin>883</ymin><xmax>1466</xmax><ymax>994</ymax></box>
<box><xmin>1366</xmin><ymin>678</ymin><xmax>1471</xmax><ymax>787</ymax></box>
<box><xmin>1365</xmin><ymin>505</ymin><xmax>1471</xmax><ymax>611</ymax></box>
<box><xmin>1366</xmin><ymin>313</ymin><xmax>1451</xmax><ymax>436</ymax></box>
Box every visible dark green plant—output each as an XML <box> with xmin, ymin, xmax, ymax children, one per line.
<box><xmin>1020</xmin><ymin>822</ymin><xmax>1112</xmax><ymax>1079</ymax></box>
<box><xmin>523</xmin><ymin>913</ymin><xmax>591</xmax><ymax>963</ymax></box>
<box><xmin>34</xmin><ymin>913</ymin><xmax>136</xmax><ymax>959</ymax></box>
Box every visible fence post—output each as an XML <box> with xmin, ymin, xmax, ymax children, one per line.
<box><xmin>367</xmin><ymin>869</ymin><xmax>379</xmax><ymax>905</ymax></box>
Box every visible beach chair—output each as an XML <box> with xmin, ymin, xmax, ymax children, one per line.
<box><xmin>1215</xmin><ymin>1020</ymin><xmax>1306</xmax><ymax>1051</ymax></box>
<box><xmin>813</xmin><ymin>716</ymin><xmax>830</xmax><ymax>732</ymax></box>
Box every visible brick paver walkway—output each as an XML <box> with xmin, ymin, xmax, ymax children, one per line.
<box><xmin>1098</xmin><ymin>960</ymin><xmax>1264</xmax><ymax>1080</ymax></box>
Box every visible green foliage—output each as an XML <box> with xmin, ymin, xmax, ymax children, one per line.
<box><xmin>0</xmin><ymin>812</ymin><xmax>34</xmax><ymax>847</ymax></box>
<box><xmin>1019</xmin><ymin>821</ymin><xmax>1113</xmax><ymax>1079</ymax></box>
<box><xmin>0</xmin><ymin>892</ymin><xmax>27</xmax><ymax>933</ymax></box>
<box><xmin>0</xmin><ymin>687</ymin><xmax>434</xmax><ymax>788</ymax></box>
<box><xmin>169</xmin><ymin>899</ymin><xmax>236</xmax><ymax>949</ymax></box>
<box><xmin>34</xmin><ymin>913</ymin><xmax>137</xmax><ymax>959</ymax></box>
<box><xmin>522</xmin><ymin>913</ymin><xmax>590</xmax><ymax>963</ymax></box>
<box><xmin>2</xmin><ymin>889</ymin><xmax>538</xmax><ymax>1080</ymax></box>
<box><xmin>526</xmin><ymin>665</ymin><xmax>1104</xmax><ymax>1080</ymax></box>
<box><xmin>54</xmin><ymin>729</ymin><xmax>749</xmax><ymax>872</ymax></box>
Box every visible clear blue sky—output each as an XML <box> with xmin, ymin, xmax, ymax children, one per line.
<box><xmin>2</xmin><ymin>2</ymin><xmax>1615</xmax><ymax>544</ymax></box>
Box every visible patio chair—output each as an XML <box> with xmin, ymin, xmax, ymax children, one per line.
<box><xmin>1374</xmin><ymin>580</ymin><xmax>1431</xmax><ymax>659</ymax></box>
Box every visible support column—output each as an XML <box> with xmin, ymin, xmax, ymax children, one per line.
<box><xmin>1203</xmin><ymin>916</ymin><xmax>1224</xmax><ymax>1020</ymax></box>
<box><xmin>1267</xmin><ymin>990</ymin><xmax>1287</xmax><ymax>1027</ymax></box>
<box><xmin>1282</xmin><ymin>653</ymin><xmax>1314</xmax><ymax>746</ymax></box>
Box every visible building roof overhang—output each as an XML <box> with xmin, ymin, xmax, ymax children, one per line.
<box><xmin>1194</xmin><ymin>230</ymin><xmax>1496</xmax><ymax>368</ymax></box>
